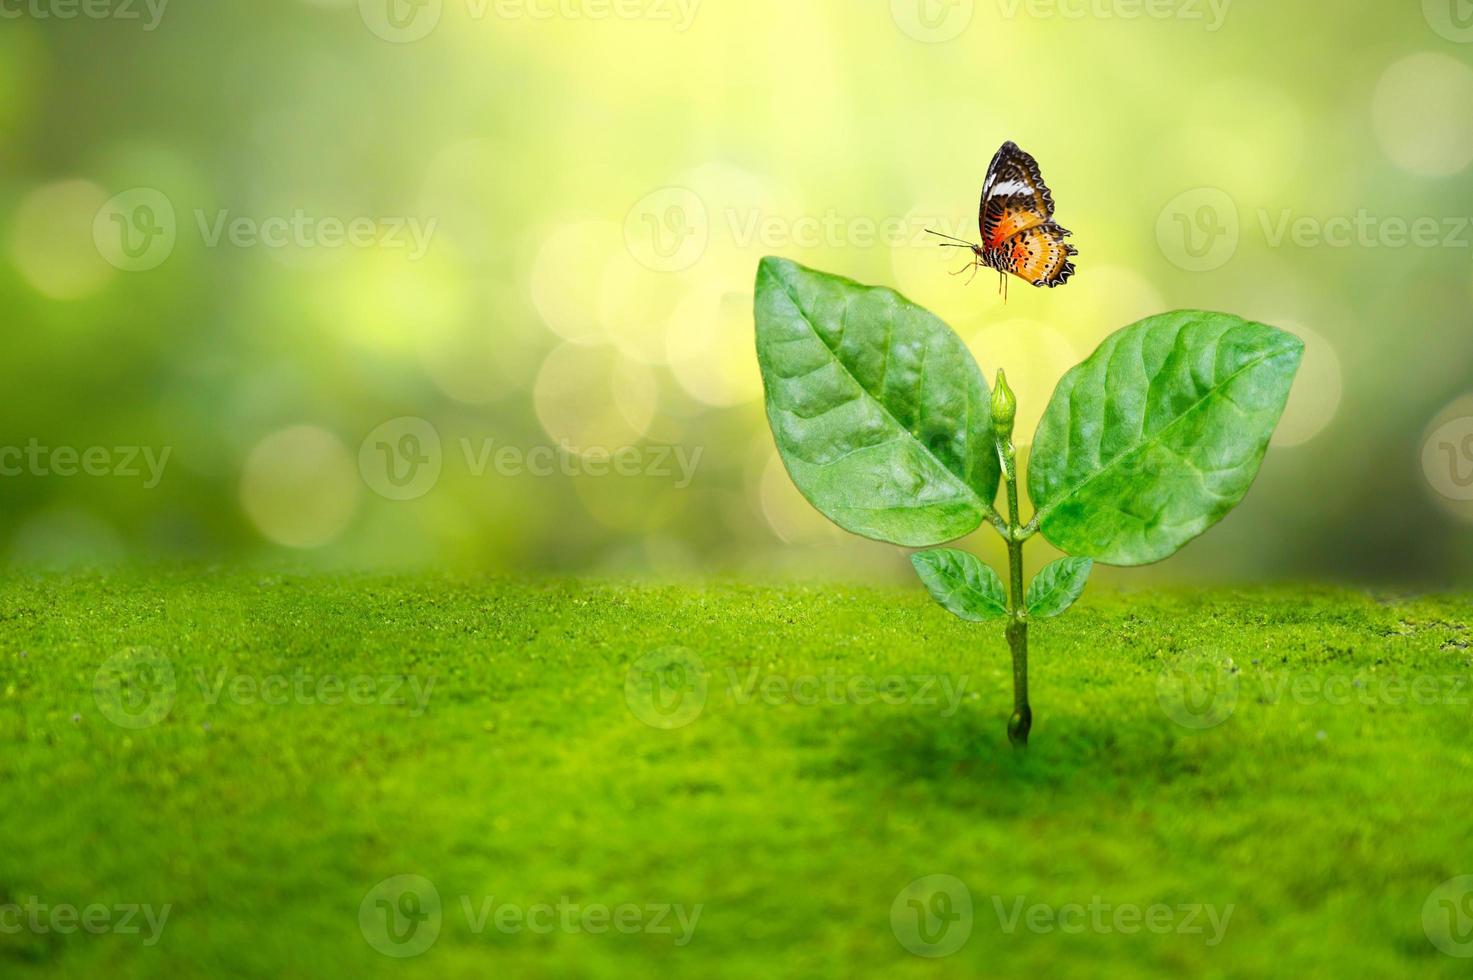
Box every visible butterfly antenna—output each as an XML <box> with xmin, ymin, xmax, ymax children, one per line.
<box><xmin>925</xmin><ymin>228</ymin><xmax>976</xmax><ymax>249</ymax></box>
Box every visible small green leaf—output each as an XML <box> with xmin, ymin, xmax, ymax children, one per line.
<box><xmin>911</xmin><ymin>548</ymin><xmax>1008</xmax><ymax>622</ymax></box>
<box><xmin>755</xmin><ymin>256</ymin><xmax>1000</xmax><ymax>547</ymax></box>
<box><xmin>1025</xmin><ymin>557</ymin><xmax>1092</xmax><ymax>618</ymax></box>
<box><xmin>1028</xmin><ymin>310</ymin><xmax>1302</xmax><ymax>566</ymax></box>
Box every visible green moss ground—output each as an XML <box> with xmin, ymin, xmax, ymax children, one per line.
<box><xmin>1</xmin><ymin>570</ymin><xmax>1471</xmax><ymax>977</ymax></box>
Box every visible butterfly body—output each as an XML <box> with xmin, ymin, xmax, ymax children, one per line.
<box><xmin>930</xmin><ymin>141</ymin><xmax>1077</xmax><ymax>295</ymax></box>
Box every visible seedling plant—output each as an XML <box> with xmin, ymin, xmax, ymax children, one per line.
<box><xmin>754</xmin><ymin>257</ymin><xmax>1302</xmax><ymax>746</ymax></box>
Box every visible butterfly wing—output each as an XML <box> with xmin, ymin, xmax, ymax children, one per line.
<box><xmin>979</xmin><ymin>141</ymin><xmax>1056</xmax><ymax>248</ymax></box>
<box><xmin>978</xmin><ymin>141</ymin><xmax>1076</xmax><ymax>287</ymax></box>
<box><xmin>1002</xmin><ymin>221</ymin><xmax>1077</xmax><ymax>287</ymax></box>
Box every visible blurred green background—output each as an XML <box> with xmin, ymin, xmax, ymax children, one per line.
<box><xmin>2</xmin><ymin>0</ymin><xmax>1472</xmax><ymax>584</ymax></box>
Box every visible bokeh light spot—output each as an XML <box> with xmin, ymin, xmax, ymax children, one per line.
<box><xmin>888</xmin><ymin>200</ymin><xmax>982</xmax><ymax>327</ymax></box>
<box><xmin>1048</xmin><ymin>264</ymin><xmax>1165</xmax><ymax>349</ymax></box>
<box><xmin>1271</xmin><ymin>322</ymin><xmax>1343</xmax><ymax>448</ymax></box>
<box><xmin>533</xmin><ymin>343</ymin><xmax>657</xmax><ymax>451</ymax></box>
<box><xmin>417</xmin><ymin>282</ymin><xmax>544</xmax><ymax>402</ymax></box>
<box><xmin>10</xmin><ymin>180</ymin><xmax>116</xmax><ymax>300</ymax></box>
<box><xmin>1373</xmin><ymin>53</ymin><xmax>1473</xmax><ymax>177</ymax></box>
<box><xmin>1421</xmin><ymin>393</ymin><xmax>1473</xmax><ymax>524</ymax></box>
<box><xmin>598</xmin><ymin>250</ymin><xmax>679</xmax><ymax>364</ymax></box>
<box><xmin>531</xmin><ymin>221</ymin><xmax>621</xmax><ymax>344</ymax></box>
<box><xmin>1159</xmin><ymin>78</ymin><xmax>1304</xmax><ymax>200</ymax></box>
<box><xmin>666</xmin><ymin>283</ymin><xmax>763</xmax><ymax>407</ymax></box>
<box><xmin>315</xmin><ymin>248</ymin><xmax>467</xmax><ymax>356</ymax></box>
<box><xmin>240</xmin><ymin>426</ymin><xmax>359</xmax><ymax>548</ymax></box>
<box><xmin>969</xmin><ymin>320</ymin><xmax>1079</xmax><ymax>447</ymax></box>
<box><xmin>417</xmin><ymin>139</ymin><xmax>507</xmax><ymax>265</ymax></box>
<box><xmin>10</xmin><ymin>508</ymin><xmax>125</xmax><ymax>566</ymax></box>
<box><xmin>758</xmin><ymin>452</ymin><xmax>844</xmax><ymax>544</ymax></box>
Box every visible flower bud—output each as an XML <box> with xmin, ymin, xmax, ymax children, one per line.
<box><xmin>991</xmin><ymin>368</ymin><xmax>1016</xmax><ymax>439</ymax></box>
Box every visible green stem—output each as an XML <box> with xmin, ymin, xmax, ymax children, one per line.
<box><xmin>998</xmin><ymin>436</ymin><xmax>1030</xmax><ymax>748</ymax></box>
<box><xmin>984</xmin><ymin>508</ymin><xmax>1010</xmax><ymax>536</ymax></box>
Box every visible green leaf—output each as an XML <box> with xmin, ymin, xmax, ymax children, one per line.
<box><xmin>910</xmin><ymin>548</ymin><xmax>1008</xmax><ymax>622</ymax></box>
<box><xmin>1025</xmin><ymin>557</ymin><xmax>1093</xmax><ymax>618</ymax></box>
<box><xmin>1028</xmin><ymin>311</ymin><xmax>1302</xmax><ymax>566</ymax></box>
<box><xmin>755</xmin><ymin>256</ymin><xmax>999</xmax><ymax>547</ymax></box>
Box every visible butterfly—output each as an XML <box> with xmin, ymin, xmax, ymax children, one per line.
<box><xmin>928</xmin><ymin>141</ymin><xmax>1077</xmax><ymax>300</ymax></box>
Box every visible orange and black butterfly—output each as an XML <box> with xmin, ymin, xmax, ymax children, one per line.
<box><xmin>929</xmin><ymin>141</ymin><xmax>1076</xmax><ymax>299</ymax></box>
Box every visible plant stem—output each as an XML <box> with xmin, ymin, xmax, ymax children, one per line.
<box><xmin>998</xmin><ymin>435</ymin><xmax>1031</xmax><ymax>748</ymax></box>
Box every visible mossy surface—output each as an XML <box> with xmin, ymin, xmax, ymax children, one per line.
<box><xmin>2</xmin><ymin>570</ymin><xmax>1470</xmax><ymax>977</ymax></box>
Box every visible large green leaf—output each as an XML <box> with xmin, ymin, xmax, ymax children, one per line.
<box><xmin>1025</xmin><ymin>557</ymin><xmax>1092</xmax><ymax>618</ymax></box>
<box><xmin>911</xmin><ymin>549</ymin><xmax>1008</xmax><ymax>621</ymax></box>
<box><xmin>755</xmin><ymin>257</ymin><xmax>999</xmax><ymax>546</ymax></box>
<box><xmin>1028</xmin><ymin>311</ymin><xmax>1302</xmax><ymax>566</ymax></box>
